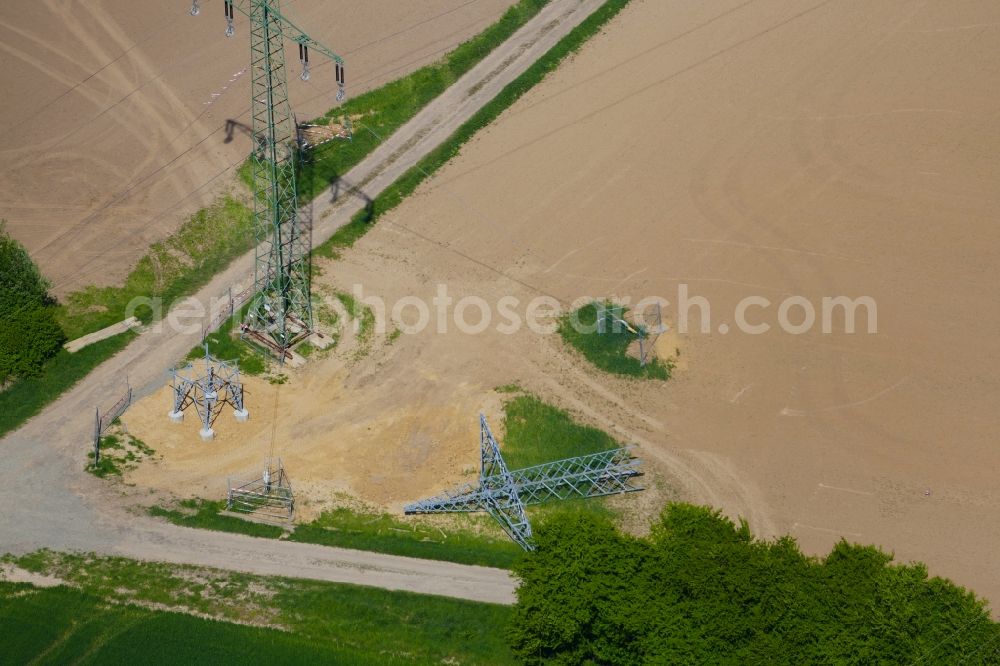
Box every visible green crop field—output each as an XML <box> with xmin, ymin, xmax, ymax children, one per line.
<box><xmin>0</xmin><ymin>582</ymin><xmax>369</xmax><ymax>665</ymax></box>
<box><xmin>4</xmin><ymin>552</ymin><xmax>515</xmax><ymax>665</ymax></box>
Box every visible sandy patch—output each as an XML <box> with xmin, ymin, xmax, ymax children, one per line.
<box><xmin>0</xmin><ymin>564</ymin><xmax>66</xmax><ymax>589</ymax></box>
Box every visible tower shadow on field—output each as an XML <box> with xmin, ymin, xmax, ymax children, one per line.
<box><xmin>327</xmin><ymin>172</ymin><xmax>375</xmax><ymax>223</ymax></box>
<box><xmin>223</xmin><ymin>118</ymin><xmax>251</xmax><ymax>144</ymax></box>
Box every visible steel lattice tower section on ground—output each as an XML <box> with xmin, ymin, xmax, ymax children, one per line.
<box><xmin>405</xmin><ymin>415</ymin><xmax>645</xmax><ymax>550</ymax></box>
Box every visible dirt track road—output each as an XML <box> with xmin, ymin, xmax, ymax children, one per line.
<box><xmin>0</xmin><ymin>0</ymin><xmax>606</xmax><ymax>604</ymax></box>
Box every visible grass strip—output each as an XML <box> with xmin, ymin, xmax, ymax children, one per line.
<box><xmin>148</xmin><ymin>499</ymin><xmax>285</xmax><ymax>539</ymax></box>
<box><xmin>288</xmin><ymin>0</ymin><xmax>550</xmax><ymax>204</ymax></box>
<box><xmin>288</xmin><ymin>508</ymin><xmax>523</xmax><ymax>569</ymax></box>
<box><xmin>57</xmin><ymin>197</ymin><xmax>254</xmax><ymax>341</ymax></box>
<box><xmin>150</xmin><ymin>500</ymin><xmax>520</xmax><ymax>569</ymax></box>
<box><xmin>0</xmin><ymin>330</ymin><xmax>135</xmax><ymax>438</ymax></box>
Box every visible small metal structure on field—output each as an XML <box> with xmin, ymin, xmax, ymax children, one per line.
<box><xmin>227</xmin><ymin>458</ymin><xmax>294</xmax><ymax>519</ymax></box>
<box><xmin>93</xmin><ymin>379</ymin><xmax>133</xmax><ymax>466</ymax></box>
<box><xmin>404</xmin><ymin>415</ymin><xmax>644</xmax><ymax>550</ymax></box>
<box><xmin>634</xmin><ymin>302</ymin><xmax>666</xmax><ymax>367</ymax></box>
<box><xmin>598</xmin><ymin>301</ymin><xmax>665</xmax><ymax>367</ymax></box>
<box><xmin>168</xmin><ymin>344</ymin><xmax>248</xmax><ymax>440</ymax></box>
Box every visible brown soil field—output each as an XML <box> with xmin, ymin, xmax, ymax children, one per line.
<box><xmin>123</xmin><ymin>0</ymin><xmax>1000</xmax><ymax>606</ymax></box>
<box><xmin>0</xmin><ymin>0</ymin><xmax>516</xmax><ymax>294</ymax></box>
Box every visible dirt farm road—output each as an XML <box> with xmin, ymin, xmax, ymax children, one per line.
<box><xmin>0</xmin><ymin>0</ymin><xmax>607</xmax><ymax>605</ymax></box>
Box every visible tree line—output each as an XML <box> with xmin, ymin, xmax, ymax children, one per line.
<box><xmin>0</xmin><ymin>223</ymin><xmax>65</xmax><ymax>385</ymax></box>
<box><xmin>510</xmin><ymin>503</ymin><xmax>999</xmax><ymax>664</ymax></box>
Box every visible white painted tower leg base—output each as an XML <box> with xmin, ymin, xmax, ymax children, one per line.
<box><xmin>168</xmin><ymin>410</ymin><xmax>184</xmax><ymax>423</ymax></box>
<box><xmin>233</xmin><ymin>409</ymin><xmax>249</xmax><ymax>423</ymax></box>
<box><xmin>199</xmin><ymin>427</ymin><xmax>215</xmax><ymax>441</ymax></box>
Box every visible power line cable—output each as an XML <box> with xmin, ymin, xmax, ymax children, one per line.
<box><xmin>25</xmin><ymin>5</ymin><xmax>497</xmax><ymax>261</ymax></box>
<box><xmin>0</xmin><ymin>12</ymin><xmax>181</xmax><ymax>141</ymax></box>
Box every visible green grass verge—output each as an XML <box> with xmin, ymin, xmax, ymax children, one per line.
<box><xmin>558</xmin><ymin>301</ymin><xmax>672</xmax><ymax>379</ymax></box>
<box><xmin>0</xmin><ymin>330</ymin><xmax>135</xmax><ymax>438</ymax></box>
<box><xmin>148</xmin><ymin>499</ymin><xmax>285</xmax><ymax>539</ymax></box>
<box><xmin>289</xmin><ymin>508</ymin><xmax>523</xmax><ymax>569</ymax></box>
<box><xmin>289</xmin><ymin>0</ymin><xmax>550</xmax><ymax>205</ymax></box>
<box><xmin>189</xmin><ymin>301</ymin><xmax>267</xmax><ymax>375</ymax></box>
<box><xmin>315</xmin><ymin>0</ymin><xmax>634</xmax><ymax>258</ymax></box>
<box><xmin>58</xmin><ymin>197</ymin><xmax>254</xmax><ymax>341</ymax></box>
<box><xmin>150</xmin><ymin>499</ymin><xmax>520</xmax><ymax>569</ymax></box>
<box><xmin>500</xmin><ymin>392</ymin><xmax>621</xmax><ymax>469</ymax></box>
<box><xmin>5</xmin><ymin>551</ymin><xmax>514</xmax><ymax>664</ymax></box>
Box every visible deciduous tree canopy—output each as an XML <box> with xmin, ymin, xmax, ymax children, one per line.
<box><xmin>510</xmin><ymin>504</ymin><xmax>999</xmax><ymax>664</ymax></box>
<box><xmin>0</xmin><ymin>223</ymin><xmax>65</xmax><ymax>384</ymax></box>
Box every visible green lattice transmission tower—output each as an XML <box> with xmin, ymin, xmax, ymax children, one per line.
<box><xmin>191</xmin><ymin>0</ymin><xmax>347</xmax><ymax>353</ymax></box>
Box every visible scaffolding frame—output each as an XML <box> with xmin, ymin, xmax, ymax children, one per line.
<box><xmin>168</xmin><ymin>345</ymin><xmax>248</xmax><ymax>440</ymax></box>
<box><xmin>227</xmin><ymin>458</ymin><xmax>294</xmax><ymax>519</ymax></box>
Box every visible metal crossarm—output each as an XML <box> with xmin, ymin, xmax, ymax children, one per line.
<box><xmin>226</xmin><ymin>0</ymin><xmax>344</xmax><ymax>62</ymax></box>
<box><xmin>404</xmin><ymin>415</ymin><xmax>644</xmax><ymax>550</ymax></box>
